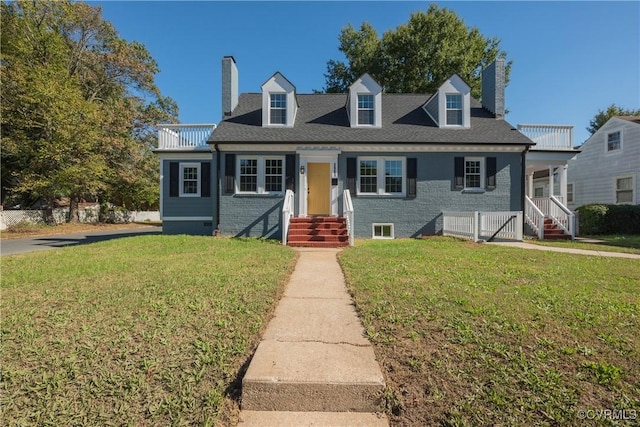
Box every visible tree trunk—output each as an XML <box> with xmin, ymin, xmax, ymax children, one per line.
<box><xmin>44</xmin><ymin>197</ymin><xmax>55</xmax><ymax>225</ymax></box>
<box><xmin>68</xmin><ymin>194</ymin><xmax>80</xmax><ymax>223</ymax></box>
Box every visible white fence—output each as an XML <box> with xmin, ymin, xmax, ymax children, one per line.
<box><xmin>1</xmin><ymin>208</ymin><xmax>160</xmax><ymax>229</ymax></box>
<box><xmin>443</xmin><ymin>211</ymin><xmax>523</xmax><ymax>242</ymax></box>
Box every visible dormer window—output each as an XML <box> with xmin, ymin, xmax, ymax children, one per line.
<box><xmin>446</xmin><ymin>94</ymin><xmax>463</xmax><ymax>125</ymax></box>
<box><xmin>261</xmin><ymin>72</ymin><xmax>297</xmax><ymax>128</ymax></box>
<box><xmin>348</xmin><ymin>74</ymin><xmax>382</xmax><ymax>128</ymax></box>
<box><xmin>270</xmin><ymin>94</ymin><xmax>287</xmax><ymax>125</ymax></box>
<box><xmin>357</xmin><ymin>94</ymin><xmax>375</xmax><ymax>125</ymax></box>
<box><xmin>423</xmin><ymin>74</ymin><xmax>471</xmax><ymax>129</ymax></box>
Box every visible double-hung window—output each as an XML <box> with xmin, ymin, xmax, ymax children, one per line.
<box><xmin>446</xmin><ymin>94</ymin><xmax>463</xmax><ymax>125</ymax></box>
<box><xmin>358</xmin><ymin>157</ymin><xmax>405</xmax><ymax>196</ymax></box>
<box><xmin>357</xmin><ymin>94</ymin><xmax>375</xmax><ymax>125</ymax></box>
<box><xmin>238</xmin><ymin>156</ymin><xmax>285</xmax><ymax>194</ymax></box>
<box><xmin>270</xmin><ymin>93</ymin><xmax>287</xmax><ymax>125</ymax></box>
<box><xmin>180</xmin><ymin>163</ymin><xmax>200</xmax><ymax>197</ymax></box>
<box><xmin>615</xmin><ymin>175</ymin><xmax>634</xmax><ymax>204</ymax></box>
<box><xmin>607</xmin><ymin>131</ymin><xmax>621</xmax><ymax>152</ymax></box>
<box><xmin>464</xmin><ymin>157</ymin><xmax>484</xmax><ymax>189</ymax></box>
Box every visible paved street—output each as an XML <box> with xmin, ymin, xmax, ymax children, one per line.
<box><xmin>1</xmin><ymin>226</ymin><xmax>161</xmax><ymax>256</ymax></box>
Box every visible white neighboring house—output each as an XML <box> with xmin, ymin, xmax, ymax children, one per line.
<box><xmin>566</xmin><ymin>116</ymin><xmax>640</xmax><ymax>210</ymax></box>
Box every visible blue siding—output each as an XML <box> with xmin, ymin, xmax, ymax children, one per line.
<box><xmin>161</xmin><ymin>158</ymin><xmax>216</xmax><ymax>220</ymax></box>
<box><xmin>219</xmin><ymin>194</ymin><xmax>284</xmax><ymax>238</ymax></box>
<box><xmin>163</xmin><ymin>220</ymin><xmax>214</xmax><ymax>236</ymax></box>
<box><xmin>339</xmin><ymin>152</ymin><xmax>522</xmax><ymax>238</ymax></box>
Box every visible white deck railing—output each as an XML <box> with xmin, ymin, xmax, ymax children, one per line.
<box><xmin>281</xmin><ymin>189</ymin><xmax>295</xmax><ymax>245</ymax></box>
<box><xmin>518</xmin><ymin>124</ymin><xmax>574</xmax><ymax>150</ymax></box>
<box><xmin>343</xmin><ymin>189</ymin><xmax>354</xmax><ymax>246</ymax></box>
<box><xmin>157</xmin><ymin>124</ymin><xmax>216</xmax><ymax>150</ymax></box>
<box><xmin>525</xmin><ymin>196</ymin><xmax>545</xmax><ymax>239</ymax></box>
<box><xmin>443</xmin><ymin>211</ymin><xmax>523</xmax><ymax>242</ymax></box>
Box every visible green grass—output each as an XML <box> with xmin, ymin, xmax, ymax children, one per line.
<box><xmin>528</xmin><ymin>234</ymin><xmax>640</xmax><ymax>255</ymax></box>
<box><xmin>1</xmin><ymin>236</ymin><xmax>296</xmax><ymax>426</ymax></box>
<box><xmin>339</xmin><ymin>238</ymin><xmax>640</xmax><ymax>426</ymax></box>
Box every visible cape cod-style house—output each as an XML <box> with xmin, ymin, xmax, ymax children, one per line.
<box><xmin>154</xmin><ymin>56</ymin><xmax>579</xmax><ymax>246</ymax></box>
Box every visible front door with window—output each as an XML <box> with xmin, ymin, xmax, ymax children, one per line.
<box><xmin>307</xmin><ymin>162</ymin><xmax>330</xmax><ymax>215</ymax></box>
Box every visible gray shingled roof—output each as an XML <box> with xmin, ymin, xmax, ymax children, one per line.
<box><xmin>209</xmin><ymin>93</ymin><xmax>534</xmax><ymax>145</ymax></box>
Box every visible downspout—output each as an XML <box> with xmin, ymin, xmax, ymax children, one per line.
<box><xmin>214</xmin><ymin>144</ymin><xmax>221</xmax><ymax>236</ymax></box>
<box><xmin>521</xmin><ymin>146</ymin><xmax>529</xmax><ymax>229</ymax></box>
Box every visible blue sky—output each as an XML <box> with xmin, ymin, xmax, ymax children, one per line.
<box><xmin>95</xmin><ymin>1</ymin><xmax>640</xmax><ymax>146</ymax></box>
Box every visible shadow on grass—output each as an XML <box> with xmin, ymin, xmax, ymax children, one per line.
<box><xmin>33</xmin><ymin>227</ymin><xmax>162</xmax><ymax>249</ymax></box>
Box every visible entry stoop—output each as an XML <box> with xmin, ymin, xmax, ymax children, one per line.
<box><xmin>287</xmin><ymin>217</ymin><xmax>349</xmax><ymax>248</ymax></box>
<box><xmin>543</xmin><ymin>218</ymin><xmax>571</xmax><ymax>240</ymax></box>
<box><xmin>238</xmin><ymin>248</ymin><xmax>388</xmax><ymax>426</ymax></box>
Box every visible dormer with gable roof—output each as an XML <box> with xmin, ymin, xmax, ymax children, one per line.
<box><xmin>261</xmin><ymin>72</ymin><xmax>298</xmax><ymax>127</ymax></box>
<box><xmin>347</xmin><ymin>74</ymin><xmax>382</xmax><ymax>128</ymax></box>
<box><xmin>423</xmin><ymin>74</ymin><xmax>471</xmax><ymax>129</ymax></box>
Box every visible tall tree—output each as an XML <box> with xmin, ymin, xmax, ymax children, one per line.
<box><xmin>587</xmin><ymin>104</ymin><xmax>640</xmax><ymax>135</ymax></box>
<box><xmin>1</xmin><ymin>1</ymin><xmax>177</xmax><ymax>220</ymax></box>
<box><xmin>322</xmin><ymin>4</ymin><xmax>510</xmax><ymax>97</ymax></box>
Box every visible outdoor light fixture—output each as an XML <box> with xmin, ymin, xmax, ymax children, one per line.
<box><xmin>300</xmin><ymin>165</ymin><xmax>305</xmax><ymax>174</ymax></box>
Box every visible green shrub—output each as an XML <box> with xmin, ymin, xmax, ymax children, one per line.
<box><xmin>577</xmin><ymin>204</ymin><xmax>640</xmax><ymax>235</ymax></box>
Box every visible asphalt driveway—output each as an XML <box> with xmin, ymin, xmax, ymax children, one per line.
<box><xmin>1</xmin><ymin>226</ymin><xmax>161</xmax><ymax>256</ymax></box>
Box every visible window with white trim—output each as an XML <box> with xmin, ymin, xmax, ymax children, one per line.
<box><xmin>567</xmin><ymin>183</ymin><xmax>574</xmax><ymax>203</ymax></box>
<box><xmin>357</xmin><ymin>94</ymin><xmax>375</xmax><ymax>125</ymax></box>
<box><xmin>607</xmin><ymin>131</ymin><xmax>621</xmax><ymax>152</ymax></box>
<box><xmin>372</xmin><ymin>223</ymin><xmax>394</xmax><ymax>239</ymax></box>
<box><xmin>534</xmin><ymin>187</ymin><xmax>544</xmax><ymax>197</ymax></box>
<box><xmin>237</xmin><ymin>156</ymin><xmax>285</xmax><ymax>194</ymax></box>
<box><xmin>465</xmin><ymin>157</ymin><xmax>484</xmax><ymax>189</ymax></box>
<box><xmin>615</xmin><ymin>175</ymin><xmax>634</xmax><ymax>204</ymax></box>
<box><xmin>358</xmin><ymin>157</ymin><xmax>406</xmax><ymax>195</ymax></box>
<box><xmin>270</xmin><ymin>93</ymin><xmax>287</xmax><ymax>125</ymax></box>
<box><xmin>446</xmin><ymin>94</ymin><xmax>463</xmax><ymax>125</ymax></box>
<box><xmin>180</xmin><ymin>163</ymin><xmax>200</xmax><ymax>197</ymax></box>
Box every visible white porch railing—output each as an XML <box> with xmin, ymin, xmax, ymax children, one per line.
<box><xmin>281</xmin><ymin>189</ymin><xmax>295</xmax><ymax>245</ymax></box>
<box><xmin>157</xmin><ymin>124</ymin><xmax>217</xmax><ymax>150</ymax></box>
<box><xmin>548</xmin><ymin>195</ymin><xmax>575</xmax><ymax>240</ymax></box>
<box><xmin>343</xmin><ymin>189</ymin><xmax>354</xmax><ymax>246</ymax></box>
<box><xmin>525</xmin><ymin>196</ymin><xmax>545</xmax><ymax>239</ymax></box>
<box><xmin>518</xmin><ymin>124</ymin><xmax>574</xmax><ymax>150</ymax></box>
<box><xmin>443</xmin><ymin>211</ymin><xmax>523</xmax><ymax>242</ymax></box>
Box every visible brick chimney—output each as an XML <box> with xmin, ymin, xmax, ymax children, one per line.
<box><xmin>481</xmin><ymin>58</ymin><xmax>505</xmax><ymax>119</ymax></box>
<box><xmin>222</xmin><ymin>56</ymin><xmax>238</xmax><ymax>117</ymax></box>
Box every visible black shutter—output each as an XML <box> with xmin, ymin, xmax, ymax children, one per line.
<box><xmin>346</xmin><ymin>157</ymin><xmax>357</xmax><ymax>195</ymax></box>
<box><xmin>169</xmin><ymin>162</ymin><xmax>179</xmax><ymax>197</ymax></box>
<box><xmin>407</xmin><ymin>158</ymin><xmax>417</xmax><ymax>198</ymax></box>
<box><xmin>225</xmin><ymin>154</ymin><xmax>235</xmax><ymax>194</ymax></box>
<box><xmin>454</xmin><ymin>157</ymin><xmax>464</xmax><ymax>189</ymax></box>
<box><xmin>285</xmin><ymin>154</ymin><xmax>296</xmax><ymax>191</ymax></box>
<box><xmin>486</xmin><ymin>157</ymin><xmax>497</xmax><ymax>190</ymax></box>
<box><xmin>201</xmin><ymin>162</ymin><xmax>211</xmax><ymax>197</ymax></box>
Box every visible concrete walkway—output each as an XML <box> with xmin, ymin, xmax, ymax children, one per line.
<box><xmin>487</xmin><ymin>241</ymin><xmax>640</xmax><ymax>259</ymax></box>
<box><xmin>238</xmin><ymin>248</ymin><xmax>389</xmax><ymax>426</ymax></box>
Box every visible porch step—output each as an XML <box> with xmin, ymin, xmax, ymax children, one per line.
<box><xmin>543</xmin><ymin>219</ymin><xmax>571</xmax><ymax>240</ymax></box>
<box><xmin>287</xmin><ymin>217</ymin><xmax>349</xmax><ymax>248</ymax></box>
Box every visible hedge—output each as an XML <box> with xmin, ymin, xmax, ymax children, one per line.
<box><xmin>576</xmin><ymin>204</ymin><xmax>640</xmax><ymax>235</ymax></box>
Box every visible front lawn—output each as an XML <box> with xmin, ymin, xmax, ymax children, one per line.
<box><xmin>1</xmin><ymin>236</ymin><xmax>296</xmax><ymax>426</ymax></box>
<box><xmin>339</xmin><ymin>238</ymin><xmax>640</xmax><ymax>426</ymax></box>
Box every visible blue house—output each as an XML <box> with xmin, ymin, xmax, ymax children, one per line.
<box><xmin>155</xmin><ymin>56</ymin><xmax>577</xmax><ymax>246</ymax></box>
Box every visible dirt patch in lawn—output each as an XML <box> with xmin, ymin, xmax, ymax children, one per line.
<box><xmin>1</xmin><ymin>222</ymin><xmax>156</xmax><ymax>240</ymax></box>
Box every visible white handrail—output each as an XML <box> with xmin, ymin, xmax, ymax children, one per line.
<box><xmin>525</xmin><ymin>196</ymin><xmax>545</xmax><ymax>239</ymax></box>
<box><xmin>517</xmin><ymin>124</ymin><xmax>574</xmax><ymax>150</ymax></box>
<box><xmin>442</xmin><ymin>211</ymin><xmax>522</xmax><ymax>242</ymax></box>
<box><xmin>281</xmin><ymin>189</ymin><xmax>295</xmax><ymax>245</ymax></box>
<box><xmin>549</xmin><ymin>195</ymin><xmax>575</xmax><ymax>240</ymax></box>
<box><xmin>343</xmin><ymin>189</ymin><xmax>354</xmax><ymax>246</ymax></box>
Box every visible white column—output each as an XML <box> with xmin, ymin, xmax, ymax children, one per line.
<box><xmin>548</xmin><ymin>165</ymin><xmax>554</xmax><ymax>197</ymax></box>
<box><xmin>528</xmin><ymin>172</ymin><xmax>534</xmax><ymax>197</ymax></box>
<box><xmin>560</xmin><ymin>164</ymin><xmax>568</xmax><ymax>204</ymax></box>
